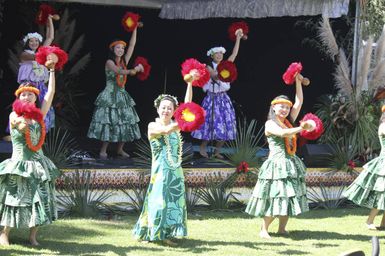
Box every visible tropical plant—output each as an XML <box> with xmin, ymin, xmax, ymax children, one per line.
<box><xmin>360</xmin><ymin>0</ymin><xmax>385</xmax><ymax>39</ymax></box>
<box><xmin>56</xmin><ymin>169</ymin><xmax>115</xmax><ymax>218</ymax></box>
<box><xmin>185</xmin><ymin>186</ymin><xmax>200</xmax><ymax>212</ymax></box>
<box><xmin>133</xmin><ymin>137</ymin><xmax>193</xmax><ymax>168</ymax></box>
<box><xmin>43</xmin><ymin>127</ymin><xmax>81</xmax><ymax>168</ymax></box>
<box><xmin>118</xmin><ymin>171</ymin><xmax>149</xmax><ymax>213</ymax></box>
<box><xmin>222</xmin><ymin>118</ymin><xmax>265</xmax><ymax>170</ymax></box>
<box><xmin>307</xmin><ymin>182</ymin><xmax>348</xmax><ymax>209</ymax></box>
<box><xmin>325</xmin><ymin>133</ymin><xmax>358</xmax><ymax>172</ymax></box>
<box><xmin>195</xmin><ymin>172</ymin><xmax>240</xmax><ymax>210</ymax></box>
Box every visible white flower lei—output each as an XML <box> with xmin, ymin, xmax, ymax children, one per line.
<box><xmin>163</xmin><ymin>131</ymin><xmax>183</xmax><ymax>168</ymax></box>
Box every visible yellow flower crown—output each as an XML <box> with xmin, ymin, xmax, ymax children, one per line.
<box><xmin>14</xmin><ymin>86</ymin><xmax>40</xmax><ymax>97</ymax></box>
<box><xmin>109</xmin><ymin>40</ymin><xmax>126</xmax><ymax>49</ymax></box>
<box><xmin>271</xmin><ymin>99</ymin><xmax>293</xmax><ymax>107</ymax></box>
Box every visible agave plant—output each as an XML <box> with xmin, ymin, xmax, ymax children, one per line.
<box><xmin>185</xmin><ymin>186</ymin><xmax>201</xmax><ymax>212</ymax></box>
<box><xmin>118</xmin><ymin>171</ymin><xmax>150</xmax><ymax>213</ymax></box>
<box><xmin>43</xmin><ymin>127</ymin><xmax>81</xmax><ymax>168</ymax></box>
<box><xmin>133</xmin><ymin>137</ymin><xmax>193</xmax><ymax>168</ymax></box>
<box><xmin>326</xmin><ymin>133</ymin><xmax>358</xmax><ymax>172</ymax></box>
<box><xmin>195</xmin><ymin>172</ymin><xmax>240</xmax><ymax>210</ymax></box>
<box><xmin>307</xmin><ymin>182</ymin><xmax>347</xmax><ymax>209</ymax></box>
<box><xmin>221</xmin><ymin>118</ymin><xmax>265</xmax><ymax>170</ymax></box>
<box><xmin>57</xmin><ymin>169</ymin><xmax>115</xmax><ymax>218</ymax></box>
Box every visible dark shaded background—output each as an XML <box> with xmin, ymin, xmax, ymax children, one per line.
<box><xmin>0</xmin><ymin>1</ymin><xmax>351</xmax><ymax>153</ymax></box>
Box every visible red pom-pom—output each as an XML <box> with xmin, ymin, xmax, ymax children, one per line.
<box><xmin>174</xmin><ymin>102</ymin><xmax>206</xmax><ymax>132</ymax></box>
<box><xmin>217</xmin><ymin>60</ymin><xmax>238</xmax><ymax>83</ymax></box>
<box><xmin>283</xmin><ymin>62</ymin><xmax>302</xmax><ymax>85</ymax></box>
<box><xmin>228</xmin><ymin>21</ymin><xmax>249</xmax><ymax>41</ymax></box>
<box><xmin>12</xmin><ymin>99</ymin><xmax>43</xmax><ymax>122</ymax></box>
<box><xmin>35</xmin><ymin>46</ymin><xmax>69</xmax><ymax>70</ymax></box>
<box><xmin>121</xmin><ymin>12</ymin><xmax>140</xmax><ymax>32</ymax></box>
<box><xmin>300</xmin><ymin>113</ymin><xmax>324</xmax><ymax>140</ymax></box>
<box><xmin>134</xmin><ymin>56</ymin><xmax>151</xmax><ymax>81</ymax></box>
<box><xmin>35</xmin><ymin>4</ymin><xmax>56</xmax><ymax>25</ymax></box>
<box><xmin>181</xmin><ymin>58</ymin><xmax>210</xmax><ymax>87</ymax></box>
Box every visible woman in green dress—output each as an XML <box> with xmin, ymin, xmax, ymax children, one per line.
<box><xmin>245</xmin><ymin>74</ymin><xmax>314</xmax><ymax>239</ymax></box>
<box><xmin>0</xmin><ymin>55</ymin><xmax>59</xmax><ymax>246</ymax></box>
<box><xmin>344</xmin><ymin>105</ymin><xmax>385</xmax><ymax>230</ymax></box>
<box><xmin>132</xmin><ymin>80</ymin><xmax>193</xmax><ymax>246</ymax></box>
<box><xmin>87</xmin><ymin>26</ymin><xmax>144</xmax><ymax>159</ymax></box>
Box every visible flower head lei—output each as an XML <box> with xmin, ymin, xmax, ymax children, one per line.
<box><xmin>206</xmin><ymin>46</ymin><xmax>226</xmax><ymax>57</ymax></box>
<box><xmin>23</xmin><ymin>32</ymin><xmax>43</xmax><ymax>43</ymax></box>
<box><xmin>154</xmin><ymin>94</ymin><xmax>179</xmax><ymax>109</ymax></box>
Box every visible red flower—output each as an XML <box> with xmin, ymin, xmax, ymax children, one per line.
<box><xmin>181</xmin><ymin>58</ymin><xmax>210</xmax><ymax>87</ymax></box>
<box><xmin>174</xmin><ymin>102</ymin><xmax>206</xmax><ymax>132</ymax></box>
<box><xmin>348</xmin><ymin>160</ymin><xmax>356</xmax><ymax>169</ymax></box>
<box><xmin>217</xmin><ymin>60</ymin><xmax>238</xmax><ymax>83</ymax></box>
<box><xmin>121</xmin><ymin>12</ymin><xmax>140</xmax><ymax>32</ymax></box>
<box><xmin>134</xmin><ymin>56</ymin><xmax>151</xmax><ymax>81</ymax></box>
<box><xmin>283</xmin><ymin>62</ymin><xmax>302</xmax><ymax>85</ymax></box>
<box><xmin>228</xmin><ymin>21</ymin><xmax>249</xmax><ymax>41</ymax></box>
<box><xmin>236</xmin><ymin>161</ymin><xmax>249</xmax><ymax>173</ymax></box>
<box><xmin>35</xmin><ymin>46</ymin><xmax>68</xmax><ymax>70</ymax></box>
<box><xmin>299</xmin><ymin>113</ymin><xmax>324</xmax><ymax>140</ymax></box>
<box><xmin>36</xmin><ymin>4</ymin><xmax>56</xmax><ymax>25</ymax></box>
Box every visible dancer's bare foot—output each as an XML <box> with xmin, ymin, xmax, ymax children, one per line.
<box><xmin>29</xmin><ymin>237</ymin><xmax>40</xmax><ymax>246</ymax></box>
<box><xmin>367</xmin><ymin>223</ymin><xmax>377</xmax><ymax>230</ymax></box>
<box><xmin>277</xmin><ymin>230</ymin><xmax>289</xmax><ymax>236</ymax></box>
<box><xmin>259</xmin><ymin>230</ymin><xmax>271</xmax><ymax>239</ymax></box>
<box><xmin>99</xmin><ymin>152</ymin><xmax>108</xmax><ymax>160</ymax></box>
<box><xmin>199</xmin><ymin>150</ymin><xmax>208</xmax><ymax>158</ymax></box>
<box><xmin>163</xmin><ymin>239</ymin><xmax>177</xmax><ymax>246</ymax></box>
<box><xmin>214</xmin><ymin>153</ymin><xmax>224</xmax><ymax>159</ymax></box>
<box><xmin>117</xmin><ymin>151</ymin><xmax>130</xmax><ymax>158</ymax></box>
<box><xmin>0</xmin><ymin>231</ymin><xmax>9</xmax><ymax>246</ymax></box>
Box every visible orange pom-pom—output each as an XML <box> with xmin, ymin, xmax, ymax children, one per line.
<box><xmin>181</xmin><ymin>58</ymin><xmax>210</xmax><ymax>87</ymax></box>
<box><xmin>217</xmin><ymin>60</ymin><xmax>238</xmax><ymax>83</ymax></box>
<box><xmin>174</xmin><ymin>102</ymin><xmax>206</xmax><ymax>132</ymax></box>
<box><xmin>299</xmin><ymin>113</ymin><xmax>324</xmax><ymax>140</ymax></box>
<box><xmin>121</xmin><ymin>12</ymin><xmax>140</xmax><ymax>32</ymax></box>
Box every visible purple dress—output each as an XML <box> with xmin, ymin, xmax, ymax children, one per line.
<box><xmin>16</xmin><ymin>55</ymin><xmax>55</xmax><ymax>132</ymax></box>
<box><xmin>191</xmin><ymin>62</ymin><xmax>236</xmax><ymax>141</ymax></box>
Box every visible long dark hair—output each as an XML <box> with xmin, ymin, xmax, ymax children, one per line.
<box><xmin>23</xmin><ymin>39</ymin><xmax>40</xmax><ymax>52</ymax></box>
<box><xmin>107</xmin><ymin>39</ymin><xmax>127</xmax><ymax>66</ymax></box>
<box><xmin>267</xmin><ymin>95</ymin><xmax>294</xmax><ymax>125</ymax></box>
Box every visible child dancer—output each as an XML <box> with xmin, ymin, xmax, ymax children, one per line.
<box><xmin>245</xmin><ymin>74</ymin><xmax>313</xmax><ymax>238</ymax></box>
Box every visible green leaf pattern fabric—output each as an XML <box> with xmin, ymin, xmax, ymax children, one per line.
<box><xmin>245</xmin><ymin>135</ymin><xmax>309</xmax><ymax>217</ymax></box>
<box><xmin>132</xmin><ymin>131</ymin><xmax>187</xmax><ymax>241</ymax></box>
<box><xmin>0</xmin><ymin>123</ymin><xmax>60</xmax><ymax>228</ymax></box>
<box><xmin>87</xmin><ymin>70</ymin><xmax>141</xmax><ymax>142</ymax></box>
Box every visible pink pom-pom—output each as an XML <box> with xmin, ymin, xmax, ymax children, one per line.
<box><xmin>283</xmin><ymin>62</ymin><xmax>302</xmax><ymax>85</ymax></box>
<box><xmin>181</xmin><ymin>58</ymin><xmax>210</xmax><ymax>87</ymax></box>
<box><xmin>300</xmin><ymin>113</ymin><xmax>324</xmax><ymax>140</ymax></box>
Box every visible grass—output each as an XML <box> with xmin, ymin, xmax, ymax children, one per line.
<box><xmin>1</xmin><ymin>207</ymin><xmax>384</xmax><ymax>255</ymax></box>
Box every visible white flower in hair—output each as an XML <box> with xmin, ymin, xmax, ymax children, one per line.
<box><xmin>206</xmin><ymin>46</ymin><xmax>226</xmax><ymax>56</ymax></box>
<box><xmin>23</xmin><ymin>32</ymin><xmax>43</xmax><ymax>43</ymax></box>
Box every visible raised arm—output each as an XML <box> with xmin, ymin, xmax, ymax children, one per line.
<box><xmin>43</xmin><ymin>15</ymin><xmax>54</xmax><ymax>46</ymax></box>
<box><xmin>148</xmin><ymin>121</ymin><xmax>179</xmax><ymax>139</ymax></box>
<box><xmin>227</xmin><ymin>30</ymin><xmax>243</xmax><ymax>62</ymax></box>
<box><xmin>184</xmin><ymin>81</ymin><xmax>193</xmax><ymax>103</ymax></box>
<box><xmin>124</xmin><ymin>28</ymin><xmax>137</xmax><ymax>65</ymax></box>
<box><xmin>106</xmin><ymin>59</ymin><xmax>141</xmax><ymax>76</ymax></box>
<box><xmin>40</xmin><ymin>69</ymin><xmax>55</xmax><ymax>117</ymax></box>
<box><xmin>289</xmin><ymin>74</ymin><xmax>303</xmax><ymax>122</ymax></box>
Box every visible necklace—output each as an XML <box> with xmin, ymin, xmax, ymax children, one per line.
<box><xmin>163</xmin><ymin>131</ymin><xmax>183</xmax><ymax>168</ymax></box>
<box><xmin>277</xmin><ymin>118</ymin><xmax>297</xmax><ymax>156</ymax></box>
<box><xmin>116</xmin><ymin>60</ymin><xmax>127</xmax><ymax>88</ymax></box>
<box><xmin>25</xmin><ymin>119</ymin><xmax>46</xmax><ymax>152</ymax></box>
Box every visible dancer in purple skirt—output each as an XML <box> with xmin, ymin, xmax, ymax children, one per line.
<box><xmin>191</xmin><ymin>30</ymin><xmax>243</xmax><ymax>158</ymax></box>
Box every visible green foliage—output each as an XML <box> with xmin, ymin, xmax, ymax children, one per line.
<box><xmin>118</xmin><ymin>172</ymin><xmax>149</xmax><ymax>213</ymax></box>
<box><xmin>326</xmin><ymin>134</ymin><xmax>357</xmax><ymax>172</ymax></box>
<box><xmin>43</xmin><ymin>127</ymin><xmax>80</xmax><ymax>168</ymax></box>
<box><xmin>57</xmin><ymin>170</ymin><xmax>114</xmax><ymax>218</ymax></box>
<box><xmin>307</xmin><ymin>182</ymin><xmax>347</xmax><ymax>209</ymax></box>
<box><xmin>222</xmin><ymin>118</ymin><xmax>265</xmax><ymax>170</ymax></box>
<box><xmin>361</xmin><ymin>0</ymin><xmax>385</xmax><ymax>39</ymax></box>
<box><xmin>185</xmin><ymin>187</ymin><xmax>201</xmax><ymax>212</ymax></box>
<box><xmin>195</xmin><ymin>172</ymin><xmax>240</xmax><ymax>210</ymax></box>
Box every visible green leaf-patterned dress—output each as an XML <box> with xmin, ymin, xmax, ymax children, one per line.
<box><xmin>344</xmin><ymin>135</ymin><xmax>385</xmax><ymax>209</ymax></box>
<box><xmin>87</xmin><ymin>70</ymin><xmax>141</xmax><ymax>142</ymax></box>
<box><xmin>133</xmin><ymin>131</ymin><xmax>187</xmax><ymax>241</ymax></box>
<box><xmin>0</xmin><ymin>123</ymin><xmax>60</xmax><ymax>228</ymax></box>
<box><xmin>245</xmin><ymin>135</ymin><xmax>309</xmax><ymax>217</ymax></box>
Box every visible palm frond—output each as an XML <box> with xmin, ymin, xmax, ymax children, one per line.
<box><xmin>67</xmin><ymin>34</ymin><xmax>85</xmax><ymax>61</ymax></box>
<box><xmin>68</xmin><ymin>53</ymin><xmax>91</xmax><ymax>76</ymax></box>
<box><xmin>318</xmin><ymin>17</ymin><xmax>339</xmax><ymax>60</ymax></box>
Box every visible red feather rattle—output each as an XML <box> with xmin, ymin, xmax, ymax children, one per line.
<box><xmin>282</xmin><ymin>62</ymin><xmax>310</xmax><ymax>86</ymax></box>
<box><xmin>181</xmin><ymin>58</ymin><xmax>210</xmax><ymax>87</ymax></box>
<box><xmin>228</xmin><ymin>21</ymin><xmax>249</xmax><ymax>41</ymax></box>
<box><xmin>121</xmin><ymin>12</ymin><xmax>143</xmax><ymax>32</ymax></box>
<box><xmin>133</xmin><ymin>56</ymin><xmax>151</xmax><ymax>81</ymax></box>
<box><xmin>299</xmin><ymin>113</ymin><xmax>324</xmax><ymax>140</ymax></box>
<box><xmin>217</xmin><ymin>60</ymin><xmax>238</xmax><ymax>83</ymax></box>
<box><xmin>35</xmin><ymin>46</ymin><xmax>68</xmax><ymax>70</ymax></box>
<box><xmin>174</xmin><ymin>102</ymin><xmax>206</xmax><ymax>132</ymax></box>
<box><xmin>36</xmin><ymin>4</ymin><xmax>60</xmax><ymax>25</ymax></box>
